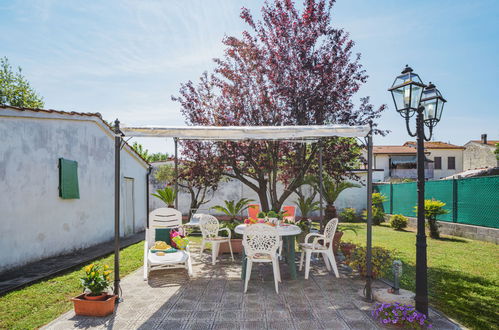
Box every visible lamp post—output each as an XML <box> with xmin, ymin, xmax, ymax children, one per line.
<box><xmin>388</xmin><ymin>65</ymin><xmax>446</xmax><ymax>316</ymax></box>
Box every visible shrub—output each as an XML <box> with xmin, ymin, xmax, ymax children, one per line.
<box><xmin>372</xmin><ymin>192</ymin><xmax>387</xmax><ymax>206</ymax></box>
<box><xmin>347</xmin><ymin>246</ymin><xmax>394</xmax><ymax>278</ymax></box>
<box><xmin>390</xmin><ymin>214</ymin><xmax>408</xmax><ymax>230</ymax></box>
<box><xmin>372</xmin><ymin>302</ymin><xmax>432</xmax><ymax>328</ymax></box>
<box><xmin>362</xmin><ymin>206</ymin><xmax>385</xmax><ymax>225</ymax></box>
<box><xmin>339</xmin><ymin>207</ymin><xmax>358</xmax><ymax>222</ymax></box>
<box><xmin>414</xmin><ymin>199</ymin><xmax>448</xmax><ymax>239</ymax></box>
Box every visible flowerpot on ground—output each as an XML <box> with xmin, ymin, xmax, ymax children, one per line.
<box><xmin>218</xmin><ymin>238</ymin><xmax>243</xmax><ymax>254</ymax></box>
<box><xmin>333</xmin><ymin>231</ymin><xmax>344</xmax><ymax>255</ymax></box>
<box><xmin>72</xmin><ymin>293</ymin><xmax>117</xmax><ymax>317</ymax></box>
<box><xmin>83</xmin><ymin>293</ymin><xmax>107</xmax><ymax>301</ymax></box>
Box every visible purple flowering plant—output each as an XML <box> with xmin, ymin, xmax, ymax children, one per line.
<box><xmin>372</xmin><ymin>302</ymin><xmax>432</xmax><ymax>328</ymax></box>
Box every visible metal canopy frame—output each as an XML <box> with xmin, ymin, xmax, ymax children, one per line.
<box><xmin>113</xmin><ymin>123</ymin><xmax>374</xmax><ymax>301</ymax></box>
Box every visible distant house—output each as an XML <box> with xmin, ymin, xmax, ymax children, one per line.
<box><xmin>372</xmin><ymin>141</ymin><xmax>464</xmax><ymax>181</ymax></box>
<box><xmin>403</xmin><ymin>141</ymin><xmax>464</xmax><ymax>179</ymax></box>
<box><xmin>0</xmin><ymin>105</ymin><xmax>149</xmax><ymax>272</ymax></box>
<box><xmin>463</xmin><ymin>134</ymin><xmax>499</xmax><ymax>170</ymax></box>
<box><xmin>373</xmin><ymin>145</ymin><xmax>432</xmax><ymax>181</ymax></box>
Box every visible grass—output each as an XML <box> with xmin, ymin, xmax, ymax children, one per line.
<box><xmin>341</xmin><ymin>223</ymin><xmax>499</xmax><ymax>330</ymax></box>
<box><xmin>0</xmin><ymin>241</ymin><xmax>145</xmax><ymax>330</ymax></box>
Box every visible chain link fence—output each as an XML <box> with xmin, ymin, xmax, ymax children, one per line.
<box><xmin>374</xmin><ymin>175</ymin><xmax>499</xmax><ymax>228</ymax></box>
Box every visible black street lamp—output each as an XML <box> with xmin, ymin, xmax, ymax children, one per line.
<box><xmin>388</xmin><ymin>65</ymin><xmax>446</xmax><ymax>316</ymax></box>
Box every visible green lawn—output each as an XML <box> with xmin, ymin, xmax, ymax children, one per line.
<box><xmin>341</xmin><ymin>223</ymin><xmax>499</xmax><ymax>330</ymax></box>
<box><xmin>0</xmin><ymin>241</ymin><xmax>145</xmax><ymax>330</ymax></box>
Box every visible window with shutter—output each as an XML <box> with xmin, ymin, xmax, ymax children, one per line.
<box><xmin>434</xmin><ymin>157</ymin><xmax>442</xmax><ymax>169</ymax></box>
<box><xmin>59</xmin><ymin>158</ymin><xmax>80</xmax><ymax>199</ymax></box>
<box><xmin>448</xmin><ymin>157</ymin><xmax>456</xmax><ymax>170</ymax></box>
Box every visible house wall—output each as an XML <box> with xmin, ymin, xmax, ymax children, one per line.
<box><xmin>463</xmin><ymin>142</ymin><xmax>497</xmax><ymax>170</ymax></box>
<box><xmin>149</xmin><ymin>163</ymin><xmax>384</xmax><ymax>218</ymax></box>
<box><xmin>0</xmin><ymin>110</ymin><xmax>148</xmax><ymax>272</ymax></box>
<box><xmin>426</xmin><ymin>148</ymin><xmax>463</xmax><ymax>179</ymax></box>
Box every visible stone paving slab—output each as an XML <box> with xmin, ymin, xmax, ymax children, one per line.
<box><xmin>42</xmin><ymin>246</ymin><xmax>462</xmax><ymax>330</ymax></box>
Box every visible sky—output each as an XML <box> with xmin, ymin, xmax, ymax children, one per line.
<box><xmin>1</xmin><ymin>0</ymin><xmax>498</xmax><ymax>154</ymax></box>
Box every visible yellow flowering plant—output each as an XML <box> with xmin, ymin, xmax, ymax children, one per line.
<box><xmin>80</xmin><ymin>263</ymin><xmax>112</xmax><ymax>296</ymax></box>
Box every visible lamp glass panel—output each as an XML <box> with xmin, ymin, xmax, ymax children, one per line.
<box><xmin>410</xmin><ymin>84</ymin><xmax>424</xmax><ymax>109</ymax></box>
<box><xmin>437</xmin><ymin>99</ymin><xmax>445</xmax><ymax>120</ymax></box>
<box><xmin>391</xmin><ymin>87</ymin><xmax>407</xmax><ymax>111</ymax></box>
<box><xmin>423</xmin><ymin>99</ymin><xmax>437</xmax><ymax>120</ymax></box>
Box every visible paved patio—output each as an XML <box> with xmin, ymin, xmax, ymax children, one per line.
<box><xmin>43</xmin><ymin>247</ymin><xmax>462</xmax><ymax>330</ymax></box>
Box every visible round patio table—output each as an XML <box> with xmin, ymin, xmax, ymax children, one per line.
<box><xmin>235</xmin><ymin>223</ymin><xmax>301</xmax><ymax>280</ymax></box>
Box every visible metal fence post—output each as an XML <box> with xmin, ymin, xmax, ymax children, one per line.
<box><xmin>452</xmin><ymin>178</ymin><xmax>458</xmax><ymax>223</ymax></box>
<box><xmin>389</xmin><ymin>182</ymin><xmax>393</xmax><ymax>214</ymax></box>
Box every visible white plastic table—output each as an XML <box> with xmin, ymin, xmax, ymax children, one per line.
<box><xmin>235</xmin><ymin>224</ymin><xmax>301</xmax><ymax>280</ymax></box>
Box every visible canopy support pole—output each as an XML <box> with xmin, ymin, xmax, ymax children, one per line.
<box><xmin>113</xmin><ymin>119</ymin><xmax>121</xmax><ymax>298</ymax></box>
<box><xmin>318</xmin><ymin>140</ymin><xmax>324</xmax><ymax>231</ymax></box>
<box><xmin>174</xmin><ymin>138</ymin><xmax>179</xmax><ymax>209</ymax></box>
<box><xmin>365</xmin><ymin>121</ymin><xmax>374</xmax><ymax>301</ymax></box>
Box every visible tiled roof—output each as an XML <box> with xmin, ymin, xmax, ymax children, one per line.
<box><xmin>469</xmin><ymin>140</ymin><xmax>499</xmax><ymax>146</ymax></box>
<box><xmin>404</xmin><ymin>141</ymin><xmax>464</xmax><ymax>149</ymax></box>
<box><xmin>0</xmin><ymin>104</ymin><xmax>150</xmax><ymax>165</ymax></box>
<box><xmin>373</xmin><ymin>146</ymin><xmax>416</xmax><ymax>154</ymax></box>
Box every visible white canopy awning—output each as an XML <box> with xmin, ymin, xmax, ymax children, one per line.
<box><xmin>121</xmin><ymin>125</ymin><xmax>370</xmax><ymax>140</ymax></box>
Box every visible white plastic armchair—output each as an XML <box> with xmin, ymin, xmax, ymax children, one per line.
<box><xmin>299</xmin><ymin>218</ymin><xmax>339</xmax><ymax>279</ymax></box>
<box><xmin>242</xmin><ymin>223</ymin><xmax>281</xmax><ymax>293</ymax></box>
<box><xmin>199</xmin><ymin>214</ymin><xmax>234</xmax><ymax>265</ymax></box>
<box><xmin>143</xmin><ymin>208</ymin><xmax>193</xmax><ymax>280</ymax></box>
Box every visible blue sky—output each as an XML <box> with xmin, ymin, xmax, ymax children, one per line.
<box><xmin>1</xmin><ymin>0</ymin><xmax>498</xmax><ymax>154</ymax></box>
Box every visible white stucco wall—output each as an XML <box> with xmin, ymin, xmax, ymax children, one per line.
<box><xmin>426</xmin><ymin>148</ymin><xmax>463</xmax><ymax>179</ymax></box>
<box><xmin>463</xmin><ymin>142</ymin><xmax>497</xmax><ymax>170</ymax></box>
<box><xmin>149</xmin><ymin>163</ymin><xmax>383</xmax><ymax>218</ymax></box>
<box><xmin>0</xmin><ymin>108</ymin><xmax>148</xmax><ymax>272</ymax></box>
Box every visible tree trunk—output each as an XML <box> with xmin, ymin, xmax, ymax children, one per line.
<box><xmin>325</xmin><ymin>203</ymin><xmax>337</xmax><ymax>221</ymax></box>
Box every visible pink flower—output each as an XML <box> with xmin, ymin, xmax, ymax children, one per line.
<box><xmin>258</xmin><ymin>219</ymin><xmax>265</xmax><ymax>223</ymax></box>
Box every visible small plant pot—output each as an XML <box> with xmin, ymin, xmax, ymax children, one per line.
<box><xmin>218</xmin><ymin>238</ymin><xmax>243</xmax><ymax>254</ymax></box>
<box><xmin>72</xmin><ymin>293</ymin><xmax>117</xmax><ymax>317</ymax></box>
<box><xmin>333</xmin><ymin>231</ymin><xmax>344</xmax><ymax>255</ymax></box>
<box><xmin>84</xmin><ymin>293</ymin><xmax>107</xmax><ymax>301</ymax></box>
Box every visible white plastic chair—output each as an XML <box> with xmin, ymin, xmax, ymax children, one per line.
<box><xmin>199</xmin><ymin>214</ymin><xmax>234</xmax><ymax>265</ymax></box>
<box><xmin>243</xmin><ymin>223</ymin><xmax>281</xmax><ymax>293</ymax></box>
<box><xmin>143</xmin><ymin>208</ymin><xmax>193</xmax><ymax>280</ymax></box>
<box><xmin>299</xmin><ymin>218</ymin><xmax>339</xmax><ymax>279</ymax></box>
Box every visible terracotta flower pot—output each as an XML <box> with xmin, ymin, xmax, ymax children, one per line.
<box><xmin>72</xmin><ymin>293</ymin><xmax>117</xmax><ymax>317</ymax></box>
<box><xmin>218</xmin><ymin>238</ymin><xmax>243</xmax><ymax>254</ymax></box>
<box><xmin>333</xmin><ymin>231</ymin><xmax>343</xmax><ymax>255</ymax></box>
<box><xmin>84</xmin><ymin>293</ymin><xmax>107</xmax><ymax>301</ymax></box>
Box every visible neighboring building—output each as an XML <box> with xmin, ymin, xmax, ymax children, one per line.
<box><xmin>403</xmin><ymin>141</ymin><xmax>464</xmax><ymax>179</ymax></box>
<box><xmin>372</xmin><ymin>141</ymin><xmax>464</xmax><ymax>181</ymax></box>
<box><xmin>463</xmin><ymin>134</ymin><xmax>499</xmax><ymax>170</ymax></box>
<box><xmin>0</xmin><ymin>105</ymin><xmax>149</xmax><ymax>272</ymax></box>
<box><xmin>373</xmin><ymin>145</ymin><xmax>433</xmax><ymax>181</ymax></box>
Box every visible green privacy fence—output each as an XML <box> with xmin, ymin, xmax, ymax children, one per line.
<box><xmin>374</xmin><ymin>175</ymin><xmax>499</xmax><ymax>228</ymax></box>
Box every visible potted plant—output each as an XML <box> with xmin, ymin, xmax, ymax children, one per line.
<box><xmin>314</xmin><ymin>175</ymin><xmax>360</xmax><ymax>221</ymax></box>
<box><xmin>151</xmin><ymin>186</ymin><xmax>177</xmax><ymax>208</ymax></box>
<box><xmin>71</xmin><ymin>264</ymin><xmax>117</xmax><ymax>317</ymax></box>
<box><xmin>211</xmin><ymin>198</ymin><xmax>254</xmax><ymax>254</ymax></box>
<box><xmin>372</xmin><ymin>302</ymin><xmax>432</xmax><ymax>328</ymax></box>
<box><xmin>333</xmin><ymin>224</ymin><xmax>357</xmax><ymax>255</ymax></box>
<box><xmin>218</xmin><ymin>220</ymin><xmax>244</xmax><ymax>254</ymax></box>
<box><xmin>294</xmin><ymin>195</ymin><xmax>320</xmax><ymax>221</ymax></box>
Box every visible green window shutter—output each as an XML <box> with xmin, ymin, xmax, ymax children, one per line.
<box><xmin>59</xmin><ymin>158</ymin><xmax>80</xmax><ymax>199</ymax></box>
